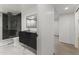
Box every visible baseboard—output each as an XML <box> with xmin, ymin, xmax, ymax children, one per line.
<box><xmin>60</xmin><ymin>41</ymin><xmax>75</xmax><ymax>47</ymax></box>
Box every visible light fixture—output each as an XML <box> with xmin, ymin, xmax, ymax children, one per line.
<box><xmin>65</xmin><ymin>7</ymin><xmax>69</xmax><ymax>10</ymax></box>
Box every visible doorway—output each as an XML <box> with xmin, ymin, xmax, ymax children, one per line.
<box><xmin>3</xmin><ymin>12</ymin><xmax>21</xmax><ymax>39</ymax></box>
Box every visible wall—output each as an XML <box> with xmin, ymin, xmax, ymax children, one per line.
<box><xmin>54</xmin><ymin>9</ymin><xmax>59</xmax><ymax>35</ymax></box>
<box><xmin>21</xmin><ymin>5</ymin><xmax>56</xmax><ymax>55</ymax></box>
<box><xmin>75</xmin><ymin>10</ymin><xmax>79</xmax><ymax>48</ymax></box>
<box><xmin>54</xmin><ymin>20</ymin><xmax>59</xmax><ymax>35</ymax></box>
<box><xmin>59</xmin><ymin>13</ymin><xmax>75</xmax><ymax>45</ymax></box>
<box><xmin>0</xmin><ymin>13</ymin><xmax>2</xmax><ymax>40</ymax></box>
<box><xmin>37</xmin><ymin>4</ymin><xmax>55</xmax><ymax>55</ymax></box>
<box><xmin>21</xmin><ymin>5</ymin><xmax>37</xmax><ymax>31</ymax></box>
<box><xmin>54</xmin><ymin>10</ymin><xmax>59</xmax><ymax>54</ymax></box>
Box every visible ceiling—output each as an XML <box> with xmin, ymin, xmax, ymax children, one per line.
<box><xmin>54</xmin><ymin>4</ymin><xmax>79</xmax><ymax>15</ymax></box>
<box><xmin>0</xmin><ymin>4</ymin><xmax>78</xmax><ymax>15</ymax></box>
<box><xmin>0</xmin><ymin>4</ymin><xmax>36</xmax><ymax>14</ymax></box>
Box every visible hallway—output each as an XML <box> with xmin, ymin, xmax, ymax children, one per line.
<box><xmin>56</xmin><ymin>42</ymin><xmax>79</xmax><ymax>55</ymax></box>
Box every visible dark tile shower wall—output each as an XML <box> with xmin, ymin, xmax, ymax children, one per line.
<box><xmin>3</xmin><ymin>14</ymin><xmax>9</xmax><ymax>39</ymax></box>
<box><xmin>3</xmin><ymin>13</ymin><xmax>21</xmax><ymax>39</ymax></box>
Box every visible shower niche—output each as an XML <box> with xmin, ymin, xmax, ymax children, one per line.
<box><xmin>3</xmin><ymin>12</ymin><xmax>21</xmax><ymax>39</ymax></box>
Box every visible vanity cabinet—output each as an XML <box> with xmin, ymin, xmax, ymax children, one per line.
<box><xmin>19</xmin><ymin>31</ymin><xmax>37</xmax><ymax>50</ymax></box>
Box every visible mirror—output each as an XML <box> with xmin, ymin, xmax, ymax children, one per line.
<box><xmin>26</xmin><ymin>14</ymin><xmax>37</xmax><ymax>28</ymax></box>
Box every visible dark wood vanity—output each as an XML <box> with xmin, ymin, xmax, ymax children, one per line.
<box><xmin>19</xmin><ymin>31</ymin><xmax>37</xmax><ymax>50</ymax></box>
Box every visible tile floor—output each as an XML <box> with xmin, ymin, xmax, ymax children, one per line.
<box><xmin>0</xmin><ymin>38</ymin><xmax>35</xmax><ymax>55</ymax></box>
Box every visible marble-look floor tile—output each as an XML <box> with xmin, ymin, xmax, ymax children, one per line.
<box><xmin>0</xmin><ymin>42</ymin><xmax>35</xmax><ymax>55</ymax></box>
<box><xmin>0</xmin><ymin>37</ymin><xmax>35</xmax><ymax>55</ymax></box>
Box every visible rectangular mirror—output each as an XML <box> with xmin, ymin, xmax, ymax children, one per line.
<box><xmin>26</xmin><ymin>14</ymin><xmax>37</xmax><ymax>28</ymax></box>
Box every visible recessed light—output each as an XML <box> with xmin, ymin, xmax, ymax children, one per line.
<box><xmin>65</xmin><ymin>7</ymin><xmax>69</xmax><ymax>10</ymax></box>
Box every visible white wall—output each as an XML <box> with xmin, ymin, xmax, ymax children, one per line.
<box><xmin>54</xmin><ymin>20</ymin><xmax>59</xmax><ymax>35</ymax></box>
<box><xmin>21</xmin><ymin>5</ymin><xmax>37</xmax><ymax>31</ymax></box>
<box><xmin>59</xmin><ymin>13</ymin><xmax>75</xmax><ymax>45</ymax></box>
<box><xmin>37</xmin><ymin>4</ymin><xmax>55</xmax><ymax>55</ymax></box>
<box><xmin>53</xmin><ymin>10</ymin><xmax>59</xmax><ymax>54</ymax></box>
<box><xmin>54</xmin><ymin>10</ymin><xmax>59</xmax><ymax>35</ymax></box>
<box><xmin>75</xmin><ymin>10</ymin><xmax>79</xmax><ymax>48</ymax></box>
<box><xmin>21</xmin><ymin>5</ymin><xmax>56</xmax><ymax>55</ymax></box>
<box><xmin>0</xmin><ymin>13</ymin><xmax>2</xmax><ymax>40</ymax></box>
